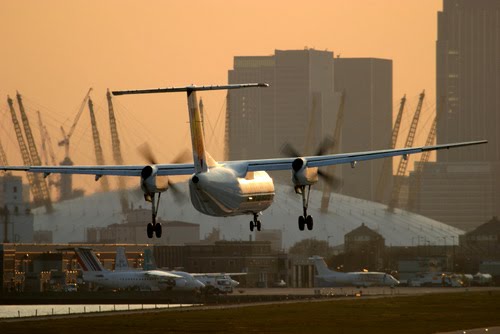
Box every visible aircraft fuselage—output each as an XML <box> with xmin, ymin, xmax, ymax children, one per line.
<box><xmin>189</xmin><ymin>166</ymin><xmax>275</xmax><ymax>217</ymax></box>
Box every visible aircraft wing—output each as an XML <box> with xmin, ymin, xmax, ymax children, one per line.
<box><xmin>0</xmin><ymin>140</ymin><xmax>486</xmax><ymax>177</ymax></box>
<box><xmin>191</xmin><ymin>273</ymin><xmax>248</xmax><ymax>277</ymax></box>
<box><xmin>0</xmin><ymin>163</ymin><xmax>195</xmax><ymax>177</ymax></box>
<box><xmin>144</xmin><ymin>270</ymin><xmax>182</xmax><ymax>279</ymax></box>
<box><xmin>237</xmin><ymin>140</ymin><xmax>487</xmax><ymax>172</ymax></box>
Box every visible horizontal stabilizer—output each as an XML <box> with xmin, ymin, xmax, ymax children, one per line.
<box><xmin>112</xmin><ymin>83</ymin><xmax>268</xmax><ymax>96</ymax></box>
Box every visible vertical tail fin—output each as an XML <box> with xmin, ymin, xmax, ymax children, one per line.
<box><xmin>74</xmin><ymin>248</ymin><xmax>106</xmax><ymax>272</ymax></box>
<box><xmin>309</xmin><ymin>256</ymin><xmax>334</xmax><ymax>276</ymax></box>
<box><xmin>111</xmin><ymin>83</ymin><xmax>268</xmax><ymax>174</ymax></box>
<box><xmin>187</xmin><ymin>89</ymin><xmax>208</xmax><ymax>173</ymax></box>
<box><xmin>143</xmin><ymin>249</ymin><xmax>157</xmax><ymax>271</ymax></box>
<box><xmin>114</xmin><ymin>247</ymin><xmax>129</xmax><ymax>271</ymax></box>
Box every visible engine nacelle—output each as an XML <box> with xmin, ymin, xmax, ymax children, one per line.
<box><xmin>140</xmin><ymin>165</ymin><xmax>168</xmax><ymax>194</ymax></box>
<box><xmin>291</xmin><ymin>158</ymin><xmax>318</xmax><ymax>186</ymax></box>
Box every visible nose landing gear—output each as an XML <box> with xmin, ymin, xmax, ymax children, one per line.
<box><xmin>249</xmin><ymin>213</ymin><xmax>262</xmax><ymax>232</ymax></box>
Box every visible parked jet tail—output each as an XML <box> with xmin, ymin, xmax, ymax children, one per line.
<box><xmin>309</xmin><ymin>256</ymin><xmax>335</xmax><ymax>276</ymax></box>
<box><xmin>143</xmin><ymin>248</ymin><xmax>157</xmax><ymax>271</ymax></box>
<box><xmin>114</xmin><ymin>247</ymin><xmax>129</xmax><ymax>271</ymax></box>
<box><xmin>72</xmin><ymin>247</ymin><xmax>106</xmax><ymax>272</ymax></box>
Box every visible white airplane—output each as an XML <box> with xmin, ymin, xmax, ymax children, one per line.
<box><xmin>115</xmin><ymin>247</ymin><xmax>205</xmax><ymax>291</ymax></box>
<box><xmin>1</xmin><ymin>83</ymin><xmax>487</xmax><ymax>238</ymax></box>
<box><xmin>67</xmin><ymin>247</ymin><xmax>183</xmax><ymax>291</ymax></box>
<box><xmin>310</xmin><ymin>256</ymin><xmax>399</xmax><ymax>288</ymax></box>
<box><xmin>141</xmin><ymin>248</ymin><xmax>239</xmax><ymax>293</ymax></box>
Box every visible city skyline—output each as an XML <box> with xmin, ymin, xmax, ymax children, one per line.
<box><xmin>1</xmin><ymin>1</ymin><xmax>441</xmax><ymax>184</ymax></box>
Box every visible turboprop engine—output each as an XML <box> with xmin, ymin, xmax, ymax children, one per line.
<box><xmin>291</xmin><ymin>158</ymin><xmax>319</xmax><ymax>188</ymax></box>
<box><xmin>140</xmin><ymin>165</ymin><xmax>169</xmax><ymax>201</ymax></box>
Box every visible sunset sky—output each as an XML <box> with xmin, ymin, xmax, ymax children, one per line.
<box><xmin>0</xmin><ymin>0</ymin><xmax>442</xmax><ymax>192</ymax></box>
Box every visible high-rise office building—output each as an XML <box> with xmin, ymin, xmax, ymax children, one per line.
<box><xmin>227</xmin><ymin>49</ymin><xmax>393</xmax><ymax>202</ymax></box>
<box><xmin>436</xmin><ymin>0</ymin><xmax>500</xmax><ymax>162</ymax></box>
<box><xmin>410</xmin><ymin>0</ymin><xmax>500</xmax><ymax>231</ymax></box>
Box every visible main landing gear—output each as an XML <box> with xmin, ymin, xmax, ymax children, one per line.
<box><xmin>249</xmin><ymin>213</ymin><xmax>262</xmax><ymax>232</ymax></box>
<box><xmin>146</xmin><ymin>192</ymin><xmax>162</xmax><ymax>238</ymax></box>
<box><xmin>295</xmin><ymin>185</ymin><xmax>314</xmax><ymax>231</ymax></box>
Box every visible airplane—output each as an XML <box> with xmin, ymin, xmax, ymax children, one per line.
<box><xmin>1</xmin><ymin>83</ymin><xmax>487</xmax><ymax>238</ymax></box>
<box><xmin>310</xmin><ymin>255</ymin><xmax>399</xmax><ymax>288</ymax></box>
<box><xmin>115</xmin><ymin>247</ymin><xmax>205</xmax><ymax>291</ymax></box>
<box><xmin>141</xmin><ymin>248</ymin><xmax>240</xmax><ymax>294</ymax></box>
<box><xmin>67</xmin><ymin>247</ymin><xmax>194</xmax><ymax>292</ymax></box>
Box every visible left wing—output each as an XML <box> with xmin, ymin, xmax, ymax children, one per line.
<box><xmin>231</xmin><ymin>140</ymin><xmax>487</xmax><ymax>172</ymax></box>
<box><xmin>0</xmin><ymin>140</ymin><xmax>487</xmax><ymax>177</ymax></box>
<box><xmin>144</xmin><ymin>270</ymin><xmax>182</xmax><ymax>279</ymax></box>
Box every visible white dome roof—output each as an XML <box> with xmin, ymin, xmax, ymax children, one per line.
<box><xmin>33</xmin><ymin>184</ymin><xmax>463</xmax><ymax>248</ymax></box>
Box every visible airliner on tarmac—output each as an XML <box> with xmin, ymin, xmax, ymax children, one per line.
<box><xmin>69</xmin><ymin>247</ymin><xmax>185</xmax><ymax>291</ymax></box>
<box><xmin>310</xmin><ymin>256</ymin><xmax>399</xmax><ymax>288</ymax></box>
<box><xmin>1</xmin><ymin>83</ymin><xmax>487</xmax><ymax>238</ymax></box>
<box><xmin>115</xmin><ymin>247</ymin><xmax>205</xmax><ymax>292</ymax></box>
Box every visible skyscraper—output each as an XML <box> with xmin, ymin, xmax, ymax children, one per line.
<box><xmin>410</xmin><ymin>0</ymin><xmax>500</xmax><ymax>231</ymax></box>
<box><xmin>436</xmin><ymin>0</ymin><xmax>500</xmax><ymax>162</ymax></box>
<box><xmin>227</xmin><ymin>49</ymin><xmax>393</xmax><ymax>203</ymax></box>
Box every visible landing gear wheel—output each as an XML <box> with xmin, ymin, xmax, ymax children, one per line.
<box><xmin>306</xmin><ymin>215</ymin><xmax>313</xmax><ymax>230</ymax></box>
<box><xmin>249</xmin><ymin>221</ymin><xmax>254</xmax><ymax>232</ymax></box>
<box><xmin>147</xmin><ymin>223</ymin><xmax>154</xmax><ymax>238</ymax></box>
<box><xmin>256</xmin><ymin>220</ymin><xmax>262</xmax><ymax>231</ymax></box>
<box><xmin>155</xmin><ymin>223</ymin><xmax>162</xmax><ymax>238</ymax></box>
<box><xmin>298</xmin><ymin>216</ymin><xmax>305</xmax><ymax>231</ymax></box>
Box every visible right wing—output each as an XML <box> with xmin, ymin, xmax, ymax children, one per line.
<box><xmin>145</xmin><ymin>270</ymin><xmax>182</xmax><ymax>279</ymax></box>
<box><xmin>0</xmin><ymin>163</ymin><xmax>195</xmax><ymax>177</ymax></box>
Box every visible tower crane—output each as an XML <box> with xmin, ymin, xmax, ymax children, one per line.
<box><xmin>88</xmin><ymin>97</ymin><xmax>110</xmax><ymax>192</ymax></box>
<box><xmin>320</xmin><ymin>90</ymin><xmax>346</xmax><ymax>213</ymax></box>
<box><xmin>7</xmin><ymin>96</ymin><xmax>45</xmax><ymax>209</ymax></box>
<box><xmin>37</xmin><ymin>111</ymin><xmax>59</xmax><ymax>193</ymax></box>
<box><xmin>16</xmin><ymin>92</ymin><xmax>53</xmax><ymax>212</ymax></box>
<box><xmin>374</xmin><ymin>95</ymin><xmax>406</xmax><ymax>204</ymax></box>
<box><xmin>407</xmin><ymin>97</ymin><xmax>444</xmax><ymax>211</ymax></box>
<box><xmin>106</xmin><ymin>89</ymin><xmax>129</xmax><ymax>212</ymax></box>
<box><xmin>0</xmin><ymin>140</ymin><xmax>8</xmax><ymax>170</ymax></box>
<box><xmin>58</xmin><ymin>88</ymin><xmax>92</xmax><ymax>200</ymax></box>
<box><xmin>388</xmin><ymin>90</ymin><xmax>425</xmax><ymax>211</ymax></box>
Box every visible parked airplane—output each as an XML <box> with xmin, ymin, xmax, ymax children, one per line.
<box><xmin>1</xmin><ymin>83</ymin><xmax>487</xmax><ymax>238</ymax></box>
<box><xmin>141</xmin><ymin>248</ymin><xmax>240</xmax><ymax>293</ymax></box>
<box><xmin>68</xmin><ymin>247</ymin><xmax>184</xmax><ymax>291</ymax></box>
<box><xmin>310</xmin><ymin>256</ymin><xmax>399</xmax><ymax>288</ymax></box>
<box><xmin>115</xmin><ymin>247</ymin><xmax>205</xmax><ymax>291</ymax></box>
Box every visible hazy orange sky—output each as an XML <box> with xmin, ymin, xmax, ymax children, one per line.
<box><xmin>0</xmin><ymin>0</ymin><xmax>442</xmax><ymax>192</ymax></box>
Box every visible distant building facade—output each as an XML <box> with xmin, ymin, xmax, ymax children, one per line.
<box><xmin>227</xmin><ymin>49</ymin><xmax>393</xmax><ymax>202</ymax></box>
<box><xmin>0</xmin><ymin>174</ymin><xmax>34</xmax><ymax>243</ymax></box>
<box><xmin>344</xmin><ymin>223</ymin><xmax>385</xmax><ymax>271</ymax></box>
<box><xmin>411</xmin><ymin>0</ymin><xmax>500</xmax><ymax>230</ymax></box>
<box><xmin>85</xmin><ymin>209</ymin><xmax>200</xmax><ymax>245</ymax></box>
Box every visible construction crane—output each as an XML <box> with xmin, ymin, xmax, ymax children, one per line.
<box><xmin>88</xmin><ymin>97</ymin><xmax>110</xmax><ymax>192</ymax></box>
<box><xmin>0</xmin><ymin>140</ymin><xmax>8</xmax><ymax>169</ymax></box>
<box><xmin>388</xmin><ymin>90</ymin><xmax>425</xmax><ymax>211</ymax></box>
<box><xmin>106</xmin><ymin>89</ymin><xmax>129</xmax><ymax>212</ymax></box>
<box><xmin>374</xmin><ymin>95</ymin><xmax>406</xmax><ymax>204</ymax></box>
<box><xmin>58</xmin><ymin>88</ymin><xmax>92</xmax><ymax>200</ymax></box>
<box><xmin>7</xmin><ymin>96</ymin><xmax>45</xmax><ymax>208</ymax></box>
<box><xmin>59</xmin><ymin>88</ymin><xmax>93</xmax><ymax>161</ymax></box>
<box><xmin>320</xmin><ymin>90</ymin><xmax>346</xmax><ymax>213</ymax></box>
<box><xmin>37</xmin><ymin>111</ymin><xmax>59</xmax><ymax>193</ymax></box>
<box><xmin>16</xmin><ymin>92</ymin><xmax>53</xmax><ymax>212</ymax></box>
<box><xmin>407</xmin><ymin>97</ymin><xmax>444</xmax><ymax>211</ymax></box>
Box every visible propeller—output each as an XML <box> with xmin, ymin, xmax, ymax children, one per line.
<box><xmin>137</xmin><ymin>142</ymin><xmax>190</xmax><ymax>202</ymax></box>
<box><xmin>280</xmin><ymin>136</ymin><xmax>342</xmax><ymax>190</ymax></box>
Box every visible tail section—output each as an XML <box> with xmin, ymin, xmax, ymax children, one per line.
<box><xmin>114</xmin><ymin>247</ymin><xmax>129</xmax><ymax>271</ymax></box>
<box><xmin>74</xmin><ymin>247</ymin><xmax>106</xmax><ymax>272</ymax></box>
<box><xmin>143</xmin><ymin>248</ymin><xmax>157</xmax><ymax>271</ymax></box>
<box><xmin>187</xmin><ymin>89</ymin><xmax>208</xmax><ymax>173</ymax></box>
<box><xmin>309</xmin><ymin>256</ymin><xmax>334</xmax><ymax>276</ymax></box>
<box><xmin>112</xmin><ymin>83</ymin><xmax>268</xmax><ymax>174</ymax></box>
